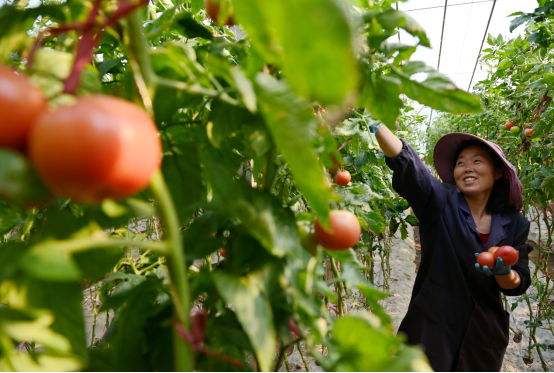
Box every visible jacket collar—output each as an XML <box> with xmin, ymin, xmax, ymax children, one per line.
<box><xmin>458</xmin><ymin>192</ymin><xmax>511</xmax><ymax>250</ymax></box>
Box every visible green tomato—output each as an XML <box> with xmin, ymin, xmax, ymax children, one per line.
<box><xmin>510</xmin><ymin>126</ymin><xmax>521</xmax><ymax>135</ymax></box>
<box><xmin>297</xmin><ymin>221</ymin><xmax>318</xmax><ymax>256</ymax></box>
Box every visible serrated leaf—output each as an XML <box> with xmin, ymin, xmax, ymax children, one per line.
<box><xmin>255</xmin><ymin>74</ymin><xmax>337</xmax><ymax>227</ymax></box>
<box><xmin>212</xmin><ymin>271</ymin><xmax>275</xmax><ymax>372</ymax></box>
<box><xmin>392</xmin><ymin>63</ymin><xmax>482</xmax><ymax>114</ymax></box>
<box><xmin>235</xmin><ymin>0</ymin><xmax>358</xmax><ymax>105</ymax></box>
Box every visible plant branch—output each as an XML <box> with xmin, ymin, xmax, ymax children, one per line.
<box><xmin>149</xmin><ymin>170</ymin><xmax>193</xmax><ymax>371</ymax></box>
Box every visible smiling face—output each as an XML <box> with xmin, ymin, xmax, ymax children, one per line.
<box><xmin>453</xmin><ymin>145</ymin><xmax>504</xmax><ymax>197</ymax></box>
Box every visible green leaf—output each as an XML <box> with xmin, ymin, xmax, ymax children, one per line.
<box><xmin>161</xmin><ymin>125</ymin><xmax>206</xmax><ymax>224</ymax></box>
<box><xmin>509</xmin><ymin>14</ymin><xmax>533</xmax><ymax>32</ymax></box>
<box><xmin>255</xmin><ymin>74</ymin><xmax>337</xmax><ymax>227</ymax></box>
<box><xmin>330</xmin><ymin>314</ymin><xmax>430</xmax><ymax>371</ymax></box>
<box><xmin>0</xmin><ymin>149</ymin><xmax>51</xmax><ymax>207</ymax></box>
<box><xmin>96</xmin><ymin>58</ymin><xmax>124</xmax><ymax>77</ymax></box>
<box><xmin>359</xmin><ymin>74</ymin><xmax>403</xmax><ymax>128</ymax></box>
<box><xmin>365</xmin><ymin>9</ymin><xmax>430</xmax><ymax>47</ymax></box>
<box><xmin>27</xmin><ymin>281</ymin><xmax>88</xmax><ymax>361</ymax></box>
<box><xmin>392</xmin><ymin>63</ymin><xmax>483</xmax><ymax>114</ymax></box>
<box><xmin>212</xmin><ymin>271</ymin><xmax>276</xmax><ymax>372</ymax></box>
<box><xmin>201</xmin><ymin>146</ymin><xmax>302</xmax><ymax>258</ymax></box>
<box><xmin>497</xmin><ymin>59</ymin><xmax>514</xmax><ymax>71</ymax></box>
<box><xmin>175</xmin><ymin>12</ymin><xmax>214</xmax><ymax>40</ymax></box>
<box><xmin>21</xmin><ymin>247</ymin><xmax>82</xmax><ymax>282</ymax></box>
<box><xmin>230</xmin><ymin>67</ymin><xmax>257</xmax><ymax>113</ymax></box>
<box><xmin>235</xmin><ymin>0</ymin><xmax>358</xmax><ymax>105</ymax></box>
<box><xmin>360</xmin><ymin>211</ymin><xmax>387</xmax><ymax>235</ymax></box>
<box><xmin>100</xmin><ymin>272</ymin><xmax>148</xmax><ymax>311</ymax></box>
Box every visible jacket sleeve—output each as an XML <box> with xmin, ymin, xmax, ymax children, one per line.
<box><xmin>499</xmin><ymin>215</ymin><xmax>533</xmax><ymax>296</ymax></box>
<box><xmin>385</xmin><ymin>139</ymin><xmax>448</xmax><ymax>223</ymax></box>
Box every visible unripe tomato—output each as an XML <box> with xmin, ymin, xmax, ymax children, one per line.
<box><xmin>510</xmin><ymin>126</ymin><xmax>521</xmax><ymax>135</ymax></box>
<box><xmin>28</xmin><ymin>95</ymin><xmax>161</xmax><ymax>204</ymax></box>
<box><xmin>297</xmin><ymin>221</ymin><xmax>318</xmax><ymax>256</ymax></box>
<box><xmin>314</xmin><ymin>210</ymin><xmax>361</xmax><ymax>251</ymax></box>
<box><xmin>488</xmin><ymin>246</ymin><xmax>499</xmax><ymax>255</ymax></box>
<box><xmin>204</xmin><ymin>0</ymin><xmax>234</xmax><ymax>26</ymax></box>
<box><xmin>334</xmin><ymin>170</ymin><xmax>351</xmax><ymax>186</ymax></box>
<box><xmin>493</xmin><ymin>246</ymin><xmax>519</xmax><ymax>267</ymax></box>
<box><xmin>525</xmin><ymin>128</ymin><xmax>533</xmax><ymax>137</ymax></box>
<box><xmin>0</xmin><ymin>66</ymin><xmax>46</xmax><ymax>151</ymax></box>
<box><xmin>504</xmin><ymin>122</ymin><xmax>514</xmax><ymax>131</ymax></box>
<box><xmin>477</xmin><ymin>252</ymin><xmax>495</xmax><ymax>269</ymax></box>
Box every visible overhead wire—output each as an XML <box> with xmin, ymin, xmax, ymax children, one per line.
<box><xmin>454</xmin><ymin>0</ymin><xmax>475</xmax><ymax>85</ymax></box>
<box><xmin>404</xmin><ymin>0</ymin><xmax>493</xmax><ymax>12</ymax></box>
<box><xmin>468</xmin><ymin>0</ymin><xmax>497</xmax><ymax>91</ymax></box>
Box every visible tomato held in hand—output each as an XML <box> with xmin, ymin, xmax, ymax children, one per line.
<box><xmin>488</xmin><ymin>246</ymin><xmax>499</xmax><ymax>255</ymax></box>
<box><xmin>0</xmin><ymin>66</ymin><xmax>46</xmax><ymax>151</ymax></box>
<box><xmin>477</xmin><ymin>252</ymin><xmax>495</xmax><ymax>269</ymax></box>
<box><xmin>334</xmin><ymin>170</ymin><xmax>351</xmax><ymax>186</ymax></box>
<box><xmin>28</xmin><ymin>95</ymin><xmax>162</xmax><ymax>204</ymax></box>
<box><xmin>504</xmin><ymin>122</ymin><xmax>514</xmax><ymax>130</ymax></box>
<box><xmin>314</xmin><ymin>210</ymin><xmax>361</xmax><ymax>251</ymax></box>
<box><xmin>493</xmin><ymin>246</ymin><xmax>519</xmax><ymax>267</ymax></box>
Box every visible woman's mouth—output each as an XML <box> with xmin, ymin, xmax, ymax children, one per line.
<box><xmin>463</xmin><ymin>177</ymin><xmax>477</xmax><ymax>183</ymax></box>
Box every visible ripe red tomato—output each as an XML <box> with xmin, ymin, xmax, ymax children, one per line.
<box><xmin>504</xmin><ymin>122</ymin><xmax>514</xmax><ymax>130</ymax></box>
<box><xmin>525</xmin><ymin>128</ymin><xmax>534</xmax><ymax>137</ymax></box>
<box><xmin>488</xmin><ymin>246</ymin><xmax>499</xmax><ymax>255</ymax></box>
<box><xmin>219</xmin><ymin>248</ymin><xmax>226</xmax><ymax>258</ymax></box>
<box><xmin>493</xmin><ymin>246</ymin><xmax>519</xmax><ymax>267</ymax></box>
<box><xmin>0</xmin><ymin>66</ymin><xmax>46</xmax><ymax>151</ymax></box>
<box><xmin>477</xmin><ymin>252</ymin><xmax>495</xmax><ymax>269</ymax></box>
<box><xmin>204</xmin><ymin>0</ymin><xmax>234</xmax><ymax>26</ymax></box>
<box><xmin>314</xmin><ymin>210</ymin><xmax>361</xmax><ymax>251</ymax></box>
<box><xmin>334</xmin><ymin>170</ymin><xmax>351</xmax><ymax>186</ymax></box>
<box><xmin>28</xmin><ymin>95</ymin><xmax>161</xmax><ymax>204</ymax></box>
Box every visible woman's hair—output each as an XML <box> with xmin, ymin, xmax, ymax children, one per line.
<box><xmin>453</xmin><ymin>140</ymin><xmax>509</xmax><ymax>214</ymax></box>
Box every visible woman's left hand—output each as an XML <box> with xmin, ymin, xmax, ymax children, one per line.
<box><xmin>474</xmin><ymin>255</ymin><xmax>512</xmax><ymax>276</ymax></box>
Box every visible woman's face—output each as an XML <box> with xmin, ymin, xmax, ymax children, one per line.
<box><xmin>453</xmin><ymin>145</ymin><xmax>503</xmax><ymax>197</ymax></box>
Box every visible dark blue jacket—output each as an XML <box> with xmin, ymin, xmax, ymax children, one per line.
<box><xmin>386</xmin><ymin>140</ymin><xmax>532</xmax><ymax>372</ymax></box>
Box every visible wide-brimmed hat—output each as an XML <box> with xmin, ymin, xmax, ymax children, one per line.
<box><xmin>433</xmin><ymin>132</ymin><xmax>523</xmax><ymax>210</ymax></box>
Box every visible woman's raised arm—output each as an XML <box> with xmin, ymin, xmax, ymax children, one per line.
<box><xmin>373</xmin><ymin>124</ymin><xmax>403</xmax><ymax>158</ymax></box>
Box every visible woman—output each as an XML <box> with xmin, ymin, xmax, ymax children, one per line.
<box><xmin>372</xmin><ymin>124</ymin><xmax>533</xmax><ymax>371</ymax></box>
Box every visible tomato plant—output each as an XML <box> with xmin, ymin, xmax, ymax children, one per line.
<box><xmin>0</xmin><ymin>0</ymin><xmax>482</xmax><ymax>371</ymax></box>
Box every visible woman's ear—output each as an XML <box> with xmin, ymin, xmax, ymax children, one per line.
<box><xmin>495</xmin><ymin>166</ymin><xmax>505</xmax><ymax>180</ymax></box>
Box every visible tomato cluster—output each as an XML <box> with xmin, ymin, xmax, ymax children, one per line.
<box><xmin>0</xmin><ymin>66</ymin><xmax>161</xmax><ymax>204</ymax></box>
<box><xmin>476</xmin><ymin>245</ymin><xmax>519</xmax><ymax>270</ymax></box>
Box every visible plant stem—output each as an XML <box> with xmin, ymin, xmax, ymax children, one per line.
<box><xmin>297</xmin><ymin>342</ymin><xmax>310</xmax><ymax>372</ymax></box>
<box><xmin>149</xmin><ymin>170</ymin><xmax>193</xmax><ymax>371</ymax></box>
<box><xmin>330</xmin><ymin>258</ymin><xmax>345</xmax><ymax>317</ymax></box>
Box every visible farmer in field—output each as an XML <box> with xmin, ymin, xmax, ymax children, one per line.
<box><xmin>371</xmin><ymin>124</ymin><xmax>533</xmax><ymax>371</ymax></box>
